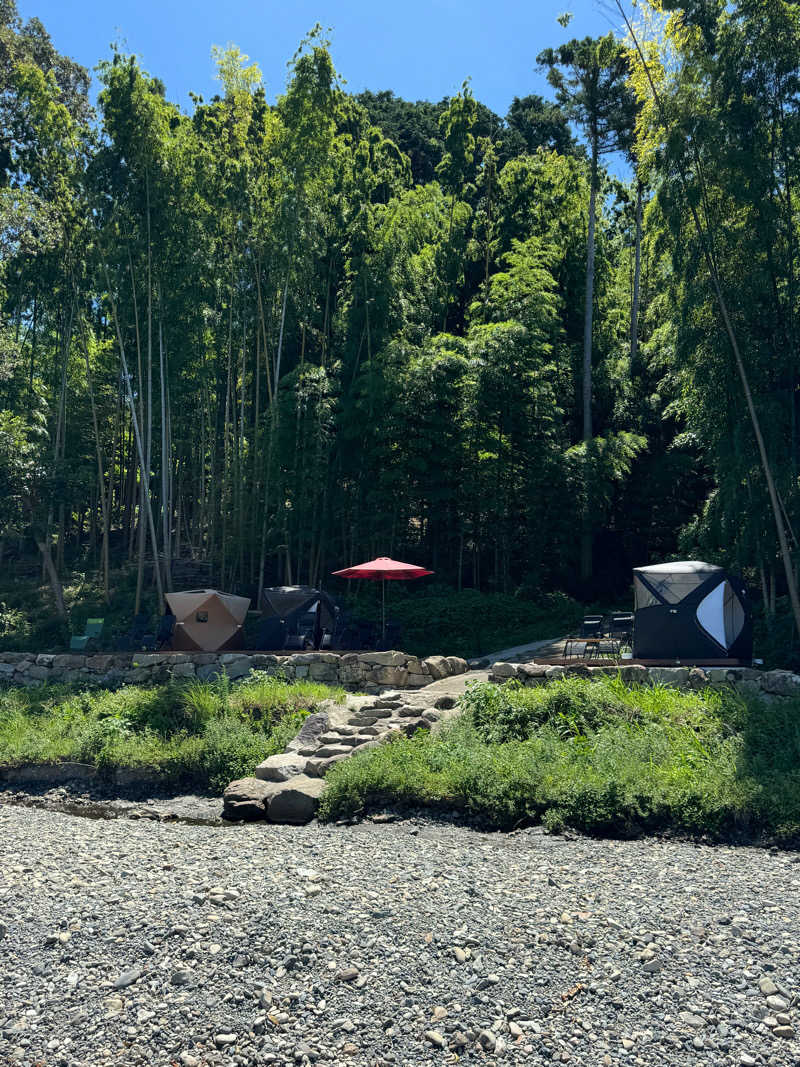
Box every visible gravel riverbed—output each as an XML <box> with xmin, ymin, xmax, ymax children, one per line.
<box><xmin>1</xmin><ymin>804</ymin><xmax>800</xmax><ymax>1067</ymax></box>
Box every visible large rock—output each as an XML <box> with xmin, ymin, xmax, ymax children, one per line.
<box><xmin>618</xmin><ymin>664</ymin><xmax>648</xmax><ymax>686</ymax></box>
<box><xmin>222</xmin><ymin>777</ymin><xmax>277</xmax><ymax>821</ymax></box>
<box><xmin>648</xmin><ymin>667</ymin><xmax>690</xmax><ymax>688</ymax></box>
<box><xmin>358</xmin><ymin>651</ymin><xmax>407</xmax><ymax>666</ymax></box>
<box><xmin>267</xmin><ymin>775</ymin><xmax>326</xmax><ymax>824</ymax></box>
<box><xmin>285</xmin><ymin>712</ymin><xmax>330</xmax><ymax>753</ymax></box>
<box><xmin>761</xmin><ymin>671</ymin><xmax>800</xmax><ymax>697</ymax></box>
<box><xmin>255</xmin><ymin>752</ymin><xmax>309</xmax><ymax>782</ymax></box>
<box><xmin>424</xmin><ymin>656</ymin><xmax>450</xmax><ymax>680</ymax></box>
<box><xmin>373</xmin><ymin>666</ymin><xmax>409</xmax><ymax>687</ymax></box>
<box><xmin>308</xmin><ymin>662</ymin><xmax>339</xmax><ymax>682</ymax></box>
<box><xmin>53</xmin><ymin>654</ymin><xmax>86</xmax><ymax>669</ymax></box>
<box><xmin>305</xmin><ymin>753</ymin><xmax>350</xmax><ymax>777</ymax></box>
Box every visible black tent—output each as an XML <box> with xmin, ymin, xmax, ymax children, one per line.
<box><xmin>633</xmin><ymin>561</ymin><xmax>752</xmax><ymax>662</ymax></box>
<box><xmin>259</xmin><ymin>586</ymin><xmax>338</xmax><ymax>649</ymax></box>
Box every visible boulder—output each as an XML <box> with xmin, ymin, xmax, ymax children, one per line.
<box><xmin>196</xmin><ymin>663</ymin><xmax>223</xmax><ymax>682</ymax></box>
<box><xmin>424</xmin><ymin>656</ymin><xmax>450</xmax><ymax>680</ymax></box>
<box><xmin>285</xmin><ymin>712</ymin><xmax>330</xmax><ymax>754</ymax></box>
<box><xmin>544</xmin><ymin>665</ymin><xmax>565</xmax><ymax>681</ymax></box>
<box><xmin>489</xmin><ymin>662</ymin><xmax>516</xmax><ymax>679</ymax></box>
<box><xmin>407</xmin><ymin>674</ymin><xmax>431</xmax><ymax>687</ymax></box>
<box><xmin>358</xmin><ymin>651</ymin><xmax>407</xmax><ymax>666</ymax></box>
<box><xmin>169</xmin><ymin>661</ymin><xmax>196</xmax><ymax>678</ymax></box>
<box><xmin>222</xmin><ymin>777</ymin><xmax>277</xmax><ymax>821</ymax></box>
<box><xmin>648</xmin><ymin>667</ymin><xmax>690</xmax><ymax>688</ymax></box>
<box><xmin>255</xmin><ymin>752</ymin><xmax>309</xmax><ymax>782</ymax></box>
<box><xmin>267</xmin><ymin>775</ymin><xmax>326</xmax><ymax>824</ymax></box>
<box><xmin>373</xmin><ymin>666</ymin><xmax>408</xmax><ymax>686</ymax></box>
<box><xmin>308</xmin><ymin>662</ymin><xmax>339</xmax><ymax>682</ymax></box>
<box><xmin>53</xmin><ymin>654</ymin><xmax>86</xmax><ymax>669</ymax></box>
<box><xmin>219</xmin><ymin>656</ymin><xmax>252</xmax><ymax>680</ymax></box>
<box><xmin>306</xmin><ymin>753</ymin><xmax>351</xmax><ymax>777</ymax></box>
<box><xmin>313</xmin><ymin>743</ymin><xmax>354</xmax><ymax>759</ymax></box>
<box><xmin>761</xmin><ymin>671</ymin><xmax>800</xmax><ymax>697</ymax></box>
<box><xmin>86</xmin><ymin>654</ymin><xmax>114</xmax><ymax>672</ymax></box>
<box><xmin>618</xmin><ymin>664</ymin><xmax>648</xmax><ymax>686</ymax></box>
<box><xmin>130</xmin><ymin>654</ymin><xmax>165</xmax><ymax>667</ymax></box>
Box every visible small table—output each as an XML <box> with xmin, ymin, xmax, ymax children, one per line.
<box><xmin>564</xmin><ymin>636</ymin><xmax>621</xmax><ymax>662</ymax></box>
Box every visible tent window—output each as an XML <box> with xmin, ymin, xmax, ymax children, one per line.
<box><xmin>195</xmin><ymin>611</ymin><xmax>208</xmax><ymax>623</ymax></box>
<box><xmin>696</xmin><ymin>582</ymin><xmax>727</xmax><ymax>649</ymax></box>
<box><xmin>634</xmin><ymin>576</ymin><xmax>660</xmax><ymax>609</ymax></box>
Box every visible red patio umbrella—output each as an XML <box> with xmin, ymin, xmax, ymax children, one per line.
<box><xmin>331</xmin><ymin>556</ymin><xmax>434</xmax><ymax>643</ymax></box>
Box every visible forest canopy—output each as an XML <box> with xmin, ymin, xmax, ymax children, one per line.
<box><xmin>1</xmin><ymin>0</ymin><xmax>799</xmax><ymax>649</ymax></box>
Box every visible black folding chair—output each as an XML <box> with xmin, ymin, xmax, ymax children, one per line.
<box><xmin>156</xmin><ymin>613</ymin><xmax>176</xmax><ymax>650</ymax></box>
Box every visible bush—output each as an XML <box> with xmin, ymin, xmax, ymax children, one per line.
<box><xmin>340</xmin><ymin>586</ymin><xmax>580</xmax><ymax>658</ymax></box>
<box><xmin>320</xmin><ymin>676</ymin><xmax>800</xmax><ymax>844</ymax></box>
<box><xmin>0</xmin><ymin>674</ymin><xmax>341</xmax><ymax>792</ymax></box>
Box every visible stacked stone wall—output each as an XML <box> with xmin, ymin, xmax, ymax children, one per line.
<box><xmin>489</xmin><ymin>661</ymin><xmax>800</xmax><ymax>698</ymax></box>
<box><xmin>0</xmin><ymin>650</ymin><xmax>468</xmax><ymax>692</ymax></box>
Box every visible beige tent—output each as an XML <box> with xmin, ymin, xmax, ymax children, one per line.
<box><xmin>165</xmin><ymin>589</ymin><xmax>251</xmax><ymax>652</ymax></box>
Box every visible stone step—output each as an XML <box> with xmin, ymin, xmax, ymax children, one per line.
<box><xmin>254</xmin><ymin>753</ymin><xmax>309</xmax><ymax>782</ymax></box>
<box><xmin>305</xmin><ymin>753</ymin><xmax>350</xmax><ymax>777</ymax></box>
<box><xmin>347</xmin><ymin>715</ymin><xmax>379</xmax><ymax>728</ymax></box>
<box><xmin>313</xmin><ymin>743</ymin><xmax>354</xmax><ymax>759</ymax></box>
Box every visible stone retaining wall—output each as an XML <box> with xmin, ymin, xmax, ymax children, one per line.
<box><xmin>0</xmin><ymin>650</ymin><xmax>468</xmax><ymax>692</ymax></box>
<box><xmin>489</xmin><ymin>661</ymin><xmax>800</xmax><ymax>698</ymax></box>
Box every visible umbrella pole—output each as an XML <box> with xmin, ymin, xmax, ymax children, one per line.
<box><xmin>381</xmin><ymin>578</ymin><xmax>386</xmax><ymax>646</ymax></box>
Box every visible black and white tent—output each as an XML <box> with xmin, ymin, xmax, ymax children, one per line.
<box><xmin>633</xmin><ymin>561</ymin><xmax>752</xmax><ymax>662</ymax></box>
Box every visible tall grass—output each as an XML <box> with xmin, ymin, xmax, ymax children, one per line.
<box><xmin>320</xmin><ymin>677</ymin><xmax>800</xmax><ymax>843</ymax></box>
<box><xmin>0</xmin><ymin>672</ymin><xmax>343</xmax><ymax>792</ymax></box>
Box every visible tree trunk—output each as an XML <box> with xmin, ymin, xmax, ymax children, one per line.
<box><xmin>630</xmin><ymin>178</ymin><xmax>643</xmax><ymax>366</ymax></box>
<box><xmin>36</xmin><ymin>536</ymin><xmax>67</xmax><ymax>619</ymax></box>
<box><xmin>580</xmin><ymin>134</ymin><xmax>598</xmax><ymax>582</ymax></box>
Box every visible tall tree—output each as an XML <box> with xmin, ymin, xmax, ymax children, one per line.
<box><xmin>537</xmin><ymin>33</ymin><xmax>637</xmax><ymax>580</ymax></box>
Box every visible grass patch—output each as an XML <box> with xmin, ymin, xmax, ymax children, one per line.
<box><xmin>320</xmin><ymin>676</ymin><xmax>800</xmax><ymax>844</ymax></box>
<box><xmin>0</xmin><ymin>673</ymin><xmax>344</xmax><ymax>792</ymax></box>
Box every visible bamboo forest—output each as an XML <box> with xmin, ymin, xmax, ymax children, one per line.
<box><xmin>1</xmin><ymin>0</ymin><xmax>800</xmax><ymax>662</ymax></box>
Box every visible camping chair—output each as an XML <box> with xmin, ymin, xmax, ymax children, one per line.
<box><xmin>70</xmin><ymin>618</ymin><xmax>104</xmax><ymax>653</ymax></box>
<box><xmin>156</xmin><ymin>613</ymin><xmax>176</xmax><ymax>651</ymax></box>
<box><xmin>609</xmin><ymin>613</ymin><xmax>634</xmax><ymax>646</ymax></box>
<box><xmin>579</xmin><ymin>615</ymin><xmax>604</xmax><ymax>638</ymax></box>
<box><xmin>115</xmin><ymin>613</ymin><xmax>149</xmax><ymax>652</ymax></box>
<box><xmin>255</xmin><ymin>616</ymin><xmax>288</xmax><ymax>651</ymax></box>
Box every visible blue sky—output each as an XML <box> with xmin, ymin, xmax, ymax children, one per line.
<box><xmin>19</xmin><ymin>0</ymin><xmax>624</xmax><ymax>116</ymax></box>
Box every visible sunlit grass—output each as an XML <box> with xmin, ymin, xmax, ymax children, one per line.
<box><xmin>320</xmin><ymin>676</ymin><xmax>800</xmax><ymax>843</ymax></box>
<box><xmin>0</xmin><ymin>672</ymin><xmax>343</xmax><ymax>791</ymax></box>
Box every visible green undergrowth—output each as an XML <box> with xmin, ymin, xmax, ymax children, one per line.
<box><xmin>341</xmin><ymin>586</ymin><xmax>580</xmax><ymax>658</ymax></box>
<box><xmin>0</xmin><ymin>673</ymin><xmax>344</xmax><ymax>792</ymax></box>
<box><xmin>319</xmin><ymin>676</ymin><xmax>800</xmax><ymax>844</ymax></box>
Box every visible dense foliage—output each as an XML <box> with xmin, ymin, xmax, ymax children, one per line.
<box><xmin>0</xmin><ymin>1</ymin><xmax>798</xmax><ymax>654</ymax></box>
<box><xmin>0</xmin><ymin>673</ymin><xmax>340</xmax><ymax>790</ymax></box>
<box><xmin>320</xmin><ymin>677</ymin><xmax>800</xmax><ymax>843</ymax></box>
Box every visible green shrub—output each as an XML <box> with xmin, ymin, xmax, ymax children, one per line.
<box><xmin>0</xmin><ymin>674</ymin><xmax>342</xmax><ymax>791</ymax></box>
<box><xmin>320</xmin><ymin>676</ymin><xmax>800</xmax><ymax>844</ymax></box>
<box><xmin>340</xmin><ymin>586</ymin><xmax>580</xmax><ymax>658</ymax></box>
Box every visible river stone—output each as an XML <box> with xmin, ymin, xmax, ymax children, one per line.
<box><xmin>267</xmin><ymin>775</ymin><xmax>326</xmax><ymax>825</ymax></box>
<box><xmin>222</xmin><ymin>777</ymin><xmax>277</xmax><ymax>821</ymax></box>
<box><xmin>254</xmin><ymin>752</ymin><xmax>309</xmax><ymax>782</ymax></box>
<box><xmin>305</xmin><ymin>753</ymin><xmax>350</xmax><ymax>777</ymax></box>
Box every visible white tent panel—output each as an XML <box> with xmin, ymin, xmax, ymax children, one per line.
<box><xmin>696</xmin><ymin>581</ymin><xmax>727</xmax><ymax>650</ymax></box>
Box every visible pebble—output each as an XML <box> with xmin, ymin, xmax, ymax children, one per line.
<box><xmin>424</xmin><ymin>1029</ymin><xmax>445</xmax><ymax>1048</ymax></box>
<box><xmin>1</xmin><ymin>804</ymin><xmax>800</xmax><ymax>1067</ymax></box>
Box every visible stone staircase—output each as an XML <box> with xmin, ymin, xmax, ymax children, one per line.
<box><xmin>222</xmin><ymin>690</ymin><xmax>454</xmax><ymax>824</ymax></box>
